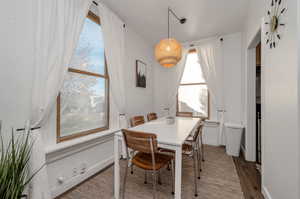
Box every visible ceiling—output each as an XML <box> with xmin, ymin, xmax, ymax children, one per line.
<box><xmin>101</xmin><ymin>0</ymin><xmax>249</xmax><ymax>46</ymax></box>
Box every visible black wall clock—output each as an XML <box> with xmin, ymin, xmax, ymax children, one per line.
<box><xmin>265</xmin><ymin>0</ymin><xmax>287</xmax><ymax>49</ymax></box>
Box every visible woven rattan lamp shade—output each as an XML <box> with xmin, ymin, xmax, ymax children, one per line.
<box><xmin>155</xmin><ymin>38</ymin><xmax>182</xmax><ymax>68</ymax></box>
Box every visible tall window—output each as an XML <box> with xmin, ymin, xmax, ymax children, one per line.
<box><xmin>57</xmin><ymin>11</ymin><xmax>109</xmax><ymax>142</ymax></box>
<box><xmin>177</xmin><ymin>50</ymin><xmax>209</xmax><ymax>118</ymax></box>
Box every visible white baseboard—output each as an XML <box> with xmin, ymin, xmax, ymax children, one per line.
<box><xmin>51</xmin><ymin>156</ymin><xmax>114</xmax><ymax>198</ymax></box>
<box><xmin>262</xmin><ymin>186</ymin><xmax>272</xmax><ymax>199</ymax></box>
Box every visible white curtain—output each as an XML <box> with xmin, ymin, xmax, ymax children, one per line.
<box><xmin>98</xmin><ymin>4</ymin><xmax>127</xmax><ymax>128</ymax></box>
<box><xmin>196</xmin><ymin>41</ymin><xmax>225</xmax><ymax>145</ymax></box>
<box><xmin>30</xmin><ymin>0</ymin><xmax>92</xmax><ymax>198</ymax></box>
<box><xmin>165</xmin><ymin>48</ymin><xmax>189</xmax><ymax>116</ymax></box>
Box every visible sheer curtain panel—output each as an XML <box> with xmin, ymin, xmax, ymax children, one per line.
<box><xmin>196</xmin><ymin>41</ymin><xmax>225</xmax><ymax>145</ymax></box>
<box><xmin>30</xmin><ymin>0</ymin><xmax>92</xmax><ymax>198</ymax></box>
<box><xmin>166</xmin><ymin>48</ymin><xmax>189</xmax><ymax>115</ymax></box>
<box><xmin>98</xmin><ymin>4</ymin><xmax>127</xmax><ymax>128</ymax></box>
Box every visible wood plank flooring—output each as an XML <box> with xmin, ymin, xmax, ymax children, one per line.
<box><xmin>56</xmin><ymin>146</ymin><xmax>265</xmax><ymax>199</ymax></box>
<box><xmin>57</xmin><ymin>146</ymin><xmax>244</xmax><ymax>199</ymax></box>
<box><xmin>233</xmin><ymin>155</ymin><xmax>264</xmax><ymax>199</ymax></box>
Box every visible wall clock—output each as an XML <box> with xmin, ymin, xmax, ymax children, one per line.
<box><xmin>265</xmin><ymin>0</ymin><xmax>287</xmax><ymax>49</ymax></box>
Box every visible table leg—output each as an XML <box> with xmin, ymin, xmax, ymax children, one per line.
<box><xmin>114</xmin><ymin>135</ymin><xmax>120</xmax><ymax>199</ymax></box>
<box><xmin>174</xmin><ymin>146</ymin><xmax>182</xmax><ymax>199</ymax></box>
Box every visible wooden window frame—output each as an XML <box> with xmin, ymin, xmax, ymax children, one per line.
<box><xmin>176</xmin><ymin>49</ymin><xmax>210</xmax><ymax>119</ymax></box>
<box><xmin>56</xmin><ymin>11</ymin><xmax>109</xmax><ymax>143</ymax></box>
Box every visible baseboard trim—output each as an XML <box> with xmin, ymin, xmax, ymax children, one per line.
<box><xmin>262</xmin><ymin>186</ymin><xmax>272</xmax><ymax>199</ymax></box>
<box><xmin>51</xmin><ymin>156</ymin><xmax>114</xmax><ymax>198</ymax></box>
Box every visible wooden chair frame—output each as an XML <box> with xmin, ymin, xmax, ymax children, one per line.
<box><xmin>122</xmin><ymin>129</ymin><xmax>174</xmax><ymax>199</ymax></box>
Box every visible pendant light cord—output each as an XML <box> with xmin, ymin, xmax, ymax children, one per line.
<box><xmin>167</xmin><ymin>7</ymin><xmax>187</xmax><ymax>39</ymax></box>
<box><xmin>168</xmin><ymin>7</ymin><xmax>170</xmax><ymax>38</ymax></box>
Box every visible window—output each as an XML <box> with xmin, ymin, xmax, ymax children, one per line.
<box><xmin>57</xmin><ymin>11</ymin><xmax>109</xmax><ymax>142</ymax></box>
<box><xmin>177</xmin><ymin>50</ymin><xmax>209</xmax><ymax>118</ymax></box>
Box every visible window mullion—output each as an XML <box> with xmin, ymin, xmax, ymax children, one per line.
<box><xmin>68</xmin><ymin>68</ymin><xmax>108</xmax><ymax>79</ymax></box>
<box><xmin>179</xmin><ymin>83</ymin><xmax>206</xmax><ymax>86</ymax></box>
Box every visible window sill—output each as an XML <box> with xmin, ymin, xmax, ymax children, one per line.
<box><xmin>45</xmin><ymin>128</ymin><xmax>120</xmax><ymax>157</ymax></box>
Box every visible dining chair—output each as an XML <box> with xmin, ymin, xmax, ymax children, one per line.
<box><xmin>185</xmin><ymin>123</ymin><xmax>204</xmax><ymax>174</ymax></box>
<box><xmin>187</xmin><ymin>120</ymin><xmax>205</xmax><ymax>162</ymax></box>
<box><xmin>129</xmin><ymin>116</ymin><xmax>146</xmax><ymax>174</ymax></box>
<box><xmin>130</xmin><ymin>115</ymin><xmax>145</xmax><ymax>127</ymax></box>
<box><xmin>182</xmin><ymin>124</ymin><xmax>203</xmax><ymax>197</ymax></box>
<box><xmin>159</xmin><ymin>123</ymin><xmax>204</xmax><ymax>197</ymax></box>
<box><xmin>147</xmin><ymin>113</ymin><xmax>158</xmax><ymax>121</ymax></box>
<box><xmin>122</xmin><ymin>129</ymin><xmax>174</xmax><ymax>199</ymax></box>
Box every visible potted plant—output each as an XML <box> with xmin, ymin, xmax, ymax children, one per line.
<box><xmin>0</xmin><ymin>124</ymin><xmax>43</xmax><ymax>199</ymax></box>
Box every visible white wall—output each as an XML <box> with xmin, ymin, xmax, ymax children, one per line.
<box><xmin>244</xmin><ymin>0</ymin><xmax>266</xmax><ymax>48</ymax></box>
<box><xmin>123</xmin><ymin>27</ymin><xmax>155</xmax><ymax>119</ymax></box>
<box><xmin>244</xmin><ymin>0</ymin><xmax>300</xmax><ymax>198</ymax></box>
<box><xmin>222</xmin><ymin>33</ymin><xmax>243</xmax><ymax>124</ymax></box>
<box><xmin>153</xmin><ymin>60</ymin><xmax>173</xmax><ymax>116</ymax></box>
<box><xmin>154</xmin><ymin>32</ymin><xmax>244</xmax><ymax>124</ymax></box>
<box><xmin>0</xmin><ymin>0</ymin><xmax>35</xmax><ymax>139</ymax></box>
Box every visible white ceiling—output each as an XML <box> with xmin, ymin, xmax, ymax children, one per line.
<box><xmin>102</xmin><ymin>0</ymin><xmax>249</xmax><ymax>46</ymax></box>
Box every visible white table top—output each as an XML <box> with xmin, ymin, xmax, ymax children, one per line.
<box><xmin>117</xmin><ymin>117</ymin><xmax>201</xmax><ymax>146</ymax></box>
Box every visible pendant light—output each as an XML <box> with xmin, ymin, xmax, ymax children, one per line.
<box><xmin>155</xmin><ymin>8</ymin><xmax>186</xmax><ymax>68</ymax></box>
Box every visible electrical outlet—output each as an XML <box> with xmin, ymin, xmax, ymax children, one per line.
<box><xmin>72</xmin><ymin>167</ymin><xmax>78</xmax><ymax>177</ymax></box>
<box><xmin>80</xmin><ymin>163</ymin><xmax>87</xmax><ymax>174</ymax></box>
<box><xmin>57</xmin><ymin>176</ymin><xmax>64</xmax><ymax>184</ymax></box>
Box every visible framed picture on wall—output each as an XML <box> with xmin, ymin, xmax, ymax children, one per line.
<box><xmin>136</xmin><ymin>60</ymin><xmax>146</xmax><ymax>88</ymax></box>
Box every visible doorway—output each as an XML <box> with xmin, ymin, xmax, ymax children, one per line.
<box><xmin>245</xmin><ymin>29</ymin><xmax>263</xmax><ymax>194</ymax></box>
<box><xmin>245</xmin><ymin>29</ymin><xmax>264</xmax><ymax>198</ymax></box>
<box><xmin>255</xmin><ymin>43</ymin><xmax>262</xmax><ymax>168</ymax></box>
<box><xmin>245</xmin><ymin>30</ymin><xmax>261</xmax><ymax>163</ymax></box>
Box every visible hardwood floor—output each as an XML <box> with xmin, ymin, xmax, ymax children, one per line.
<box><xmin>57</xmin><ymin>146</ymin><xmax>244</xmax><ymax>199</ymax></box>
<box><xmin>56</xmin><ymin>146</ymin><xmax>265</xmax><ymax>199</ymax></box>
<box><xmin>233</xmin><ymin>155</ymin><xmax>264</xmax><ymax>199</ymax></box>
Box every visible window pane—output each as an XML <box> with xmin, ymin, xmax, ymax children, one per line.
<box><xmin>178</xmin><ymin>85</ymin><xmax>208</xmax><ymax>117</ymax></box>
<box><xmin>180</xmin><ymin>52</ymin><xmax>206</xmax><ymax>84</ymax></box>
<box><xmin>60</xmin><ymin>72</ymin><xmax>108</xmax><ymax>137</ymax></box>
<box><xmin>69</xmin><ymin>17</ymin><xmax>105</xmax><ymax>74</ymax></box>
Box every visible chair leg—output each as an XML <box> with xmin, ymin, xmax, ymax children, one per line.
<box><xmin>152</xmin><ymin>171</ymin><xmax>158</xmax><ymax>199</ymax></box>
<box><xmin>122</xmin><ymin>160</ymin><xmax>129</xmax><ymax>199</ymax></box>
<box><xmin>197</xmin><ymin>142</ymin><xmax>202</xmax><ymax>174</ymax></box>
<box><xmin>171</xmin><ymin>160</ymin><xmax>175</xmax><ymax>195</ymax></box>
<box><xmin>144</xmin><ymin>170</ymin><xmax>147</xmax><ymax>184</ymax></box>
<box><xmin>201</xmin><ymin>135</ymin><xmax>205</xmax><ymax>162</ymax></box>
<box><xmin>167</xmin><ymin>163</ymin><xmax>171</xmax><ymax>171</ymax></box>
<box><xmin>158</xmin><ymin>170</ymin><xmax>162</xmax><ymax>185</ymax></box>
<box><xmin>196</xmin><ymin>143</ymin><xmax>201</xmax><ymax>179</ymax></box>
<box><xmin>130</xmin><ymin>150</ymin><xmax>135</xmax><ymax>174</ymax></box>
<box><xmin>130</xmin><ymin>164</ymin><xmax>134</xmax><ymax>174</ymax></box>
<box><xmin>192</xmin><ymin>149</ymin><xmax>198</xmax><ymax>197</ymax></box>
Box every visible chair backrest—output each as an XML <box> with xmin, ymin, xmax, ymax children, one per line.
<box><xmin>122</xmin><ymin>129</ymin><xmax>158</xmax><ymax>154</ymax></box>
<box><xmin>130</xmin><ymin>116</ymin><xmax>145</xmax><ymax>127</ymax></box>
<box><xmin>192</xmin><ymin>123</ymin><xmax>204</xmax><ymax>142</ymax></box>
<box><xmin>147</xmin><ymin>113</ymin><xmax>158</xmax><ymax>121</ymax></box>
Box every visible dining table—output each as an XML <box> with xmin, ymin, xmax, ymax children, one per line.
<box><xmin>114</xmin><ymin>116</ymin><xmax>201</xmax><ymax>199</ymax></box>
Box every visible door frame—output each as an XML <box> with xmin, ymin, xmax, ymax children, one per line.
<box><xmin>245</xmin><ymin>28</ymin><xmax>263</xmax><ymax>162</ymax></box>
